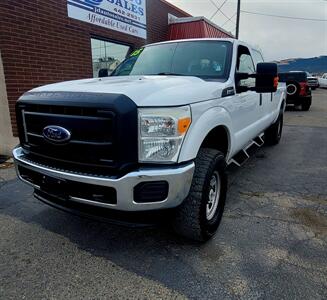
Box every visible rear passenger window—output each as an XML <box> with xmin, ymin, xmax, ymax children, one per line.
<box><xmin>252</xmin><ymin>49</ymin><xmax>264</xmax><ymax>68</ymax></box>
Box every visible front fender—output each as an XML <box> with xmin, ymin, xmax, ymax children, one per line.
<box><xmin>178</xmin><ymin>102</ymin><xmax>234</xmax><ymax>163</ymax></box>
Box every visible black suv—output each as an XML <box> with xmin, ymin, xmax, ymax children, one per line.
<box><xmin>279</xmin><ymin>71</ymin><xmax>312</xmax><ymax>111</ymax></box>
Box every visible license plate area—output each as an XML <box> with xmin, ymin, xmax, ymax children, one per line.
<box><xmin>40</xmin><ymin>175</ymin><xmax>68</xmax><ymax>200</ymax></box>
<box><xmin>18</xmin><ymin>165</ymin><xmax>117</xmax><ymax>205</ymax></box>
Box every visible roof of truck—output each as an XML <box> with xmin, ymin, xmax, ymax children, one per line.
<box><xmin>145</xmin><ymin>38</ymin><xmax>259</xmax><ymax>53</ymax></box>
<box><xmin>146</xmin><ymin>38</ymin><xmax>235</xmax><ymax>47</ymax></box>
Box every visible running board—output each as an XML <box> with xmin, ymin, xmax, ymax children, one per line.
<box><xmin>228</xmin><ymin>133</ymin><xmax>264</xmax><ymax>167</ymax></box>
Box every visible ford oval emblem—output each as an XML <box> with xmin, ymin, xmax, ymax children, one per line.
<box><xmin>43</xmin><ymin>126</ymin><xmax>71</xmax><ymax>143</ymax></box>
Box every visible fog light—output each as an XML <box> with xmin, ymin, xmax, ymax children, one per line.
<box><xmin>134</xmin><ymin>181</ymin><xmax>169</xmax><ymax>203</ymax></box>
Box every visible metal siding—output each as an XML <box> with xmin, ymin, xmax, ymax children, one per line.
<box><xmin>168</xmin><ymin>20</ymin><xmax>233</xmax><ymax>40</ymax></box>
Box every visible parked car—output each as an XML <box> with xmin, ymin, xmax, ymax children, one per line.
<box><xmin>13</xmin><ymin>38</ymin><xmax>286</xmax><ymax>241</ymax></box>
<box><xmin>318</xmin><ymin>73</ymin><xmax>327</xmax><ymax>88</ymax></box>
<box><xmin>278</xmin><ymin>71</ymin><xmax>312</xmax><ymax>111</ymax></box>
<box><xmin>306</xmin><ymin>72</ymin><xmax>319</xmax><ymax>90</ymax></box>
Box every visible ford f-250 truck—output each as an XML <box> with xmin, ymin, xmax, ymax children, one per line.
<box><xmin>13</xmin><ymin>38</ymin><xmax>285</xmax><ymax>241</ymax></box>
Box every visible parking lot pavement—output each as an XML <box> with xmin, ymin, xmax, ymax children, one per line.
<box><xmin>1</xmin><ymin>90</ymin><xmax>326</xmax><ymax>300</ymax></box>
<box><xmin>284</xmin><ymin>88</ymin><xmax>327</xmax><ymax>128</ymax></box>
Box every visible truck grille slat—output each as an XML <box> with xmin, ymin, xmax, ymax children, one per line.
<box><xmin>30</xmin><ymin>104</ymin><xmax>100</xmax><ymax>117</ymax></box>
<box><xmin>26</xmin><ymin>132</ymin><xmax>113</xmax><ymax>146</ymax></box>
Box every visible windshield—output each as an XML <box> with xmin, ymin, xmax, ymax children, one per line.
<box><xmin>111</xmin><ymin>41</ymin><xmax>232</xmax><ymax>80</ymax></box>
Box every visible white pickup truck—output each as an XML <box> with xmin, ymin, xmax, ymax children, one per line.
<box><xmin>13</xmin><ymin>38</ymin><xmax>285</xmax><ymax>241</ymax></box>
<box><xmin>319</xmin><ymin>73</ymin><xmax>327</xmax><ymax>88</ymax></box>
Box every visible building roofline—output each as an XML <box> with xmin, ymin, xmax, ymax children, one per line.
<box><xmin>169</xmin><ymin>16</ymin><xmax>234</xmax><ymax>37</ymax></box>
<box><xmin>159</xmin><ymin>0</ymin><xmax>192</xmax><ymax>17</ymax></box>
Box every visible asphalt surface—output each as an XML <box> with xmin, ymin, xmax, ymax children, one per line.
<box><xmin>1</xmin><ymin>89</ymin><xmax>327</xmax><ymax>299</ymax></box>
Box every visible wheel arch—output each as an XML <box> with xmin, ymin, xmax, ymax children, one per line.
<box><xmin>280</xmin><ymin>99</ymin><xmax>286</xmax><ymax>112</ymax></box>
<box><xmin>178</xmin><ymin>107</ymin><xmax>233</xmax><ymax>163</ymax></box>
<box><xmin>200</xmin><ymin>125</ymin><xmax>231</xmax><ymax>157</ymax></box>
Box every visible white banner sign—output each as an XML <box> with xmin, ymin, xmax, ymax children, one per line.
<box><xmin>67</xmin><ymin>0</ymin><xmax>147</xmax><ymax>39</ymax></box>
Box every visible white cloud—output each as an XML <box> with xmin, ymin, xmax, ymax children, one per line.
<box><xmin>165</xmin><ymin>0</ymin><xmax>327</xmax><ymax>60</ymax></box>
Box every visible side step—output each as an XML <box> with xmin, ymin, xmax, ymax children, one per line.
<box><xmin>228</xmin><ymin>134</ymin><xmax>264</xmax><ymax>167</ymax></box>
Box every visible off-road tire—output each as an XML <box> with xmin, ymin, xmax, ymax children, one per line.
<box><xmin>173</xmin><ymin>148</ymin><xmax>227</xmax><ymax>242</ymax></box>
<box><xmin>265</xmin><ymin>113</ymin><xmax>283</xmax><ymax>145</ymax></box>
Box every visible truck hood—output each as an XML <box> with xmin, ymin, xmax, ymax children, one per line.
<box><xmin>29</xmin><ymin>76</ymin><xmax>227</xmax><ymax>106</ymax></box>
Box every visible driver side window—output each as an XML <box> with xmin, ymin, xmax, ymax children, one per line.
<box><xmin>236</xmin><ymin>46</ymin><xmax>256</xmax><ymax>91</ymax></box>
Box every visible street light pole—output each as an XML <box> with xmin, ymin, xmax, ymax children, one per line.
<box><xmin>236</xmin><ymin>0</ymin><xmax>241</xmax><ymax>39</ymax></box>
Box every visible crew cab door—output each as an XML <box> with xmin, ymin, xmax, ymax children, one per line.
<box><xmin>251</xmin><ymin>49</ymin><xmax>274</xmax><ymax>127</ymax></box>
<box><xmin>232</xmin><ymin>45</ymin><xmax>263</xmax><ymax>149</ymax></box>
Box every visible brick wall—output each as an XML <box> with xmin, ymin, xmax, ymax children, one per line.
<box><xmin>0</xmin><ymin>0</ymin><xmax>190</xmax><ymax>136</ymax></box>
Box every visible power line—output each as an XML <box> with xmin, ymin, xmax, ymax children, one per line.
<box><xmin>209</xmin><ymin>0</ymin><xmax>230</xmax><ymax>20</ymax></box>
<box><xmin>209</xmin><ymin>0</ymin><xmax>237</xmax><ymax>36</ymax></box>
<box><xmin>241</xmin><ymin>10</ymin><xmax>327</xmax><ymax>22</ymax></box>
<box><xmin>219</xmin><ymin>9</ymin><xmax>236</xmax><ymax>23</ymax></box>
<box><xmin>225</xmin><ymin>22</ymin><xmax>236</xmax><ymax>32</ymax></box>
<box><xmin>221</xmin><ymin>12</ymin><xmax>237</xmax><ymax>27</ymax></box>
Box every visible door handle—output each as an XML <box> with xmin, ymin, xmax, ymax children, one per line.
<box><xmin>259</xmin><ymin>94</ymin><xmax>262</xmax><ymax>106</ymax></box>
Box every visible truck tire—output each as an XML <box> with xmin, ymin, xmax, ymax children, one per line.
<box><xmin>173</xmin><ymin>148</ymin><xmax>227</xmax><ymax>242</ymax></box>
<box><xmin>265</xmin><ymin>113</ymin><xmax>283</xmax><ymax>145</ymax></box>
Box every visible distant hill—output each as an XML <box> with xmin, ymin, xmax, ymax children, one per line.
<box><xmin>276</xmin><ymin>56</ymin><xmax>327</xmax><ymax>75</ymax></box>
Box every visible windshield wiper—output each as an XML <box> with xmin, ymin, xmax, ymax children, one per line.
<box><xmin>154</xmin><ymin>72</ymin><xmax>184</xmax><ymax>76</ymax></box>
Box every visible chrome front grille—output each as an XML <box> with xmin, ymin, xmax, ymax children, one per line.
<box><xmin>308</xmin><ymin>79</ymin><xmax>318</xmax><ymax>84</ymax></box>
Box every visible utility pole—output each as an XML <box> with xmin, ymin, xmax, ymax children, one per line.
<box><xmin>236</xmin><ymin>0</ymin><xmax>241</xmax><ymax>39</ymax></box>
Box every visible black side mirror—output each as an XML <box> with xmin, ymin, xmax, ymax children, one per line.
<box><xmin>98</xmin><ymin>68</ymin><xmax>109</xmax><ymax>78</ymax></box>
<box><xmin>235</xmin><ymin>72</ymin><xmax>251</xmax><ymax>81</ymax></box>
<box><xmin>255</xmin><ymin>63</ymin><xmax>278</xmax><ymax>93</ymax></box>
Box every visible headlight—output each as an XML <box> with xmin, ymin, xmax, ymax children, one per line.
<box><xmin>138</xmin><ymin>106</ymin><xmax>191</xmax><ymax>163</ymax></box>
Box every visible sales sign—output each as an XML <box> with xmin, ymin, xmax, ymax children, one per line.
<box><xmin>67</xmin><ymin>0</ymin><xmax>147</xmax><ymax>39</ymax></box>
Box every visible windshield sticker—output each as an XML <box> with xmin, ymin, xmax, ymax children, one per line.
<box><xmin>130</xmin><ymin>48</ymin><xmax>144</xmax><ymax>57</ymax></box>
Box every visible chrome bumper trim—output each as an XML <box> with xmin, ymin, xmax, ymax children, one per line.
<box><xmin>13</xmin><ymin>147</ymin><xmax>194</xmax><ymax>211</ymax></box>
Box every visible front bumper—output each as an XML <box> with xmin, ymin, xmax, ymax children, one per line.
<box><xmin>13</xmin><ymin>147</ymin><xmax>194</xmax><ymax>212</ymax></box>
<box><xmin>308</xmin><ymin>82</ymin><xmax>319</xmax><ymax>88</ymax></box>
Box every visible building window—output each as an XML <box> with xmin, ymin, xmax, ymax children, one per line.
<box><xmin>91</xmin><ymin>38</ymin><xmax>131</xmax><ymax>77</ymax></box>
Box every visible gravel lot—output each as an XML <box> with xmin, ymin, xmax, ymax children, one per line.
<box><xmin>1</xmin><ymin>89</ymin><xmax>326</xmax><ymax>299</ymax></box>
